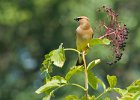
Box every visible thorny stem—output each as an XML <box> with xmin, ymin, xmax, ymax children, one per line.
<box><xmin>82</xmin><ymin>51</ymin><xmax>89</xmax><ymax>100</ymax></box>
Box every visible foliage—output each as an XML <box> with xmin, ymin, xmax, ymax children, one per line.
<box><xmin>0</xmin><ymin>0</ymin><xmax>140</xmax><ymax>100</ymax></box>
<box><xmin>107</xmin><ymin>75</ymin><xmax>117</xmax><ymax>88</ymax></box>
<box><xmin>36</xmin><ymin>39</ymin><xmax>110</xmax><ymax>99</ymax></box>
<box><xmin>35</xmin><ymin>6</ymin><xmax>140</xmax><ymax>100</ymax></box>
<box><xmin>41</xmin><ymin>43</ymin><xmax>65</xmax><ymax>73</ymax></box>
<box><xmin>35</xmin><ymin>38</ymin><xmax>140</xmax><ymax>100</ymax></box>
<box><xmin>35</xmin><ymin>76</ymin><xmax>67</xmax><ymax>94</ymax></box>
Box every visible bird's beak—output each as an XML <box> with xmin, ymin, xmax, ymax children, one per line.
<box><xmin>74</xmin><ymin>18</ymin><xmax>79</xmax><ymax>22</ymax></box>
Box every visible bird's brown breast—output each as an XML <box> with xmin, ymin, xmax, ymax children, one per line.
<box><xmin>76</xmin><ymin>27</ymin><xmax>93</xmax><ymax>39</ymax></box>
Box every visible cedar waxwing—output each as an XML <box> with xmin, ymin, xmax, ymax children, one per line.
<box><xmin>74</xmin><ymin>16</ymin><xmax>93</xmax><ymax>65</ymax></box>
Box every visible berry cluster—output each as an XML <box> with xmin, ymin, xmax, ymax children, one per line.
<box><xmin>99</xmin><ymin>6</ymin><xmax>129</xmax><ymax>65</ymax></box>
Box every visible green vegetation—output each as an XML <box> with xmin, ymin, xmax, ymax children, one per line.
<box><xmin>0</xmin><ymin>0</ymin><xmax>140</xmax><ymax>100</ymax></box>
<box><xmin>35</xmin><ymin>41</ymin><xmax>140</xmax><ymax>100</ymax></box>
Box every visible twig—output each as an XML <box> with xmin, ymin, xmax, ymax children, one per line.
<box><xmin>82</xmin><ymin>51</ymin><xmax>88</xmax><ymax>100</ymax></box>
<box><xmin>95</xmin><ymin>88</ymin><xmax>111</xmax><ymax>100</ymax></box>
<box><xmin>99</xmin><ymin>31</ymin><xmax>115</xmax><ymax>39</ymax></box>
<box><xmin>49</xmin><ymin>83</ymin><xmax>87</xmax><ymax>99</ymax></box>
<box><xmin>64</xmin><ymin>48</ymin><xmax>81</xmax><ymax>54</ymax></box>
<box><xmin>69</xmin><ymin>83</ymin><xmax>86</xmax><ymax>91</ymax></box>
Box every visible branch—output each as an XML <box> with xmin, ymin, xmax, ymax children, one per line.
<box><xmin>95</xmin><ymin>88</ymin><xmax>112</xmax><ymax>100</ymax></box>
<box><xmin>64</xmin><ymin>48</ymin><xmax>81</xmax><ymax>54</ymax></box>
<box><xmin>82</xmin><ymin>51</ymin><xmax>89</xmax><ymax>100</ymax></box>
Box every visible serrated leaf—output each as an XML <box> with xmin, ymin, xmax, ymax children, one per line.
<box><xmin>65</xmin><ymin>95</ymin><xmax>79</xmax><ymax>100</ymax></box>
<box><xmin>88</xmin><ymin>71</ymin><xmax>98</xmax><ymax>90</ymax></box>
<box><xmin>35</xmin><ymin>76</ymin><xmax>67</xmax><ymax>94</ymax></box>
<box><xmin>41</xmin><ymin>43</ymin><xmax>65</xmax><ymax>73</ymax></box>
<box><xmin>87</xmin><ymin>59</ymin><xmax>101</xmax><ymax>71</ymax></box>
<box><xmin>89</xmin><ymin>38</ymin><xmax>110</xmax><ymax>47</ymax></box>
<box><xmin>50</xmin><ymin>43</ymin><xmax>65</xmax><ymax>67</ymax></box>
<box><xmin>113</xmin><ymin>88</ymin><xmax>128</xmax><ymax>96</ymax></box>
<box><xmin>118</xmin><ymin>92</ymin><xmax>136</xmax><ymax>100</ymax></box>
<box><xmin>42</xmin><ymin>54</ymin><xmax>52</xmax><ymax>73</ymax></box>
<box><xmin>131</xmin><ymin>79</ymin><xmax>140</xmax><ymax>86</ymax></box>
<box><xmin>127</xmin><ymin>79</ymin><xmax>140</xmax><ymax>93</ymax></box>
<box><xmin>65</xmin><ymin>66</ymin><xmax>83</xmax><ymax>81</ymax></box>
<box><xmin>107</xmin><ymin>75</ymin><xmax>117</xmax><ymax>88</ymax></box>
<box><xmin>127</xmin><ymin>85</ymin><xmax>140</xmax><ymax>93</ymax></box>
<box><xmin>117</xmin><ymin>79</ymin><xmax>140</xmax><ymax>100</ymax></box>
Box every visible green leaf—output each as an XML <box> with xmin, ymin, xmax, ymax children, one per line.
<box><xmin>65</xmin><ymin>66</ymin><xmax>83</xmax><ymax>81</ymax></box>
<box><xmin>41</xmin><ymin>43</ymin><xmax>65</xmax><ymax>73</ymax></box>
<box><xmin>97</xmin><ymin>78</ymin><xmax>106</xmax><ymax>91</ymax></box>
<box><xmin>107</xmin><ymin>75</ymin><xmax>117</xmax><ymax>88</ymax></box>
<box><xmin>42</xmin><ymin>95</ymin><xmax>51</xmax><ymax>100</ymax></box>
<box><xmin>105</xmin><ymin>97</ymin><xmax>110</xmax><ymax>100</ymax></box>
<box><xmin>88</xmin><ymin>71</ymin><xmax>98</xmax><ymax>90</ymax></box>
<box><xmin>127</xmin><ymin>79</ymin><xmax>140</xmax><ymax>93</ymax></box>
<box><xmin>50</xmin><ymin>43</ymin><xmax>65</xmax><ymax>67</ymax></box>
<box><xmin>118</xmin><ymin>97</ymin><xmax>133</xmax><ymax>100</ymax></box>
<box><xmin>65</xmin><ymin>95</ymin><xmax>79</xmax><ymax>100</ymax></box>
<box><xmin>127</xmin><ymin>85</ymin><xmax>140</xmax><ymax>93</ymax></box>
<box><xmin>81</xmin><ymin>95</ymin><xmax>95</xmax><ymax>100</ymax></box>
<box><xmin>35</xmin><ymin>81</ymin><xmax>59</xmax><ymax>94</ymax></box>
<box><xmin>119</xmin><ymin>92</ymin><xmax>140</xmax><ymax>100</ymax></box>
<box><xmin>42</xmin><ymin>54</ymin><xmax>52</xmax><ymax>73</ymax></box>
<box><xmin>52</xmin><ymin>76</ymin><xmax>67</xmax><ymax>84</ymax></box>
<box><xmin>102</xmin><ymin>38</ymin><xmax>110</xmax><ymax>45</ymax></box>
<box><xmin>131</xmin><ymin>79</ymin><xmax>140</xmax><ymax>86</ymax></box>
<box><xmin>87</xmin><ymin>59</ymin><xmax>101</xmax><ymax>71</ymax></box>
<box><xmin>35</xmin><ymin>76</ymin><xmax>67</xmax><ymax>94</ymax></box>
<box><xmin>134</xmin><ymin>92</ymin><xmax>140</xmax><ymax>100</ymax></box>
<box><xmin>117</xmin><ymin>79</ymin><xmax>140</xmax><ymax>100</ymax></box>
<box><xmin>89</xmin><ymin>38</ymin><xmax>110</xmax><ymax>47</ymax></box>
<box><xmin>113</xmin><ymin>88</ymin><xmax>128</xmax><ymax>96</ymax></box>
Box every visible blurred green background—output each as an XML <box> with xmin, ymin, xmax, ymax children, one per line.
<box><xmin>0</xmin><ymin>0</ymin><xmax>140</xmax><ymax>100</ymax></box>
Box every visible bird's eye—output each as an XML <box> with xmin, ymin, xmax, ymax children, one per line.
<box><xmin>77</xmin><ymin>18</ymin><xmax>80</xmax><ymax>21</ymax></box>
<box><xmin>74</xmin><ymin>17</ymin><xmax>82</xmax><ymax>21</ymax></box>
<box><xmin>77</xmin><ymin>18</ymin><xmax>82</xmax><ymax>21</ymax></box>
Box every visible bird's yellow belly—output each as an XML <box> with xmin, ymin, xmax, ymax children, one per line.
<box><xmin>76</xmin><ymin>34</ymin><xmax>91</xmax><ymax>52</ymax></box>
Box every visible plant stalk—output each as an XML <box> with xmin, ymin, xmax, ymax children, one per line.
<box><xmin>64</xmin><ymin>48</ymin><xmax>81</xmax><ymax>54</ymax></box>
<box><xmin>82</xmin><ymin>51</ymin><xmax>88</xmax><ymax>100</ymax></box>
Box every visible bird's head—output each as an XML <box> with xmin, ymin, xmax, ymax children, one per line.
<box><xmin>74</xmin><ymin>16</ymin><xmax>89</xmax><ymax>22</ymax></box>
<box><xmin>74</xmin><ymin>16</ymin><xmax>90</xmax><ymax>29</ymax></box>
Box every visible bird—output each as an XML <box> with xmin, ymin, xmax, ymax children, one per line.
<box><xmin>74</xmin><ymin>16</ymin><xmax>93</xmax><ymax>65</ymax></box>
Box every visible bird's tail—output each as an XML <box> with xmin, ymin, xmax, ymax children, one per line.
<box><xmin>76</xmin><ymin>53</ymin><xmax>84</xmax><ymax>66</ymax></box>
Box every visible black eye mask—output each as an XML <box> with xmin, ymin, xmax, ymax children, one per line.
<box><xmin>74</xmin><ymin>17</ymin><xmax>82</xmax><ymax>21</ymax></box>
